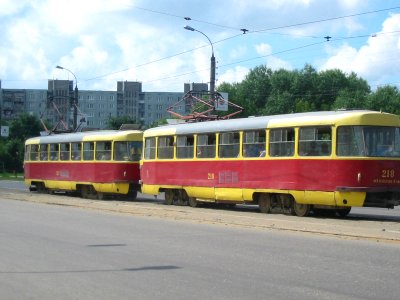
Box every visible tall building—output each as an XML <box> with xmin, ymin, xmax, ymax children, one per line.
<box><xmin>0</xmin><ymin>79</ymin><xmax>196</xmax><ymax>130</ymax></box>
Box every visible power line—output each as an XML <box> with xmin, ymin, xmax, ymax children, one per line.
<box><xmin>83</xmin><ymin>6</ymin><xmax>400</xmax><ymax>83</ymax></box>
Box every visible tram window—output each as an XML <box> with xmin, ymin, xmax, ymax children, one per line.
<box><xmin>176</xmin><ymin>135</ymin><xmax>194</xmax><ymax>159</ymax></box>
<box><xmin>197</xmin><ymin>134</ymin><xmax>216</xmax><ymax>158</ymax></box>
<box><xmin>114</xmin><ymin>141</ymin><xmax>142</xmax><ymax>161</ymax></box>
<box><xmin>24</xmin><ymin>145</ymin><xmax>30</xmax><ymax>161</ymax></box>
<box><xmin>83</xmin><ymin>142</ymin><xmax>94</xmax><ymax>160</ymax></box>
<box><xmin>129</xmin><ymin>141</ymin><xmax>142</xmax><ymax>161</ymax></box>
<box><xmin>40</xmin><ymin>144</ymin><xmax>49</xmax><ymax>161</ymax></box>
<box><xmin>71</xmin><ymin>143</ymin><xmax>81</xmax><ymax>160</ymax></box>
<box><xmin>96</xmin><ymin>141</ymin><xmax>112</xmax><ymax>160</ymax></box>
<box><xmin>337</xmin><ymin>126</ymin><xmax>400</xmax><ymax>157</ymax></box>
<box><xmin>30</xmin><ymin>144</ymin><xmax>39</xmax><ymax>161</ymax></box>
<box><xmin>299</xmin><ymin>127</ymin><xmax>331</xmax><ymax>156</ymax></box>
<box><xmin>269</xmin><ymin>128</ymin><xmax>295</xmax><ymax>157</ymax></box>
<box><xmin>243</xmin><ymin>130</ymin><xmax>266</xmax><ymax>157</ymax></box>
<box><xmin>50</xmin><ymin>144</ymin><xmax>59</xmax><ymax>161</ymax></box>
<box><xmin>60</xmin><ymin>143</ymin><xmax>70</xmax><ymax>161</ymax></box>
<box><xmin>219</xmin><ymin>132</ymin><xmax>240</xmax><ymax>158</ymax></box>
<box><xmin>158</xmin><ymin>136</ymin><xmax>174</xmax><ymax>159</ymax></box>
<box><xmin>144</xmin><ymin>138</ymin><xmax>156</xmax><ymax>160</ymax></box>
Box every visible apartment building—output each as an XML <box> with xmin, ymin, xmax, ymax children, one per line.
<box><xmin>0</xmin><ymin>79</ymin><xmax>192</xmax><ymax>129</ymax></box>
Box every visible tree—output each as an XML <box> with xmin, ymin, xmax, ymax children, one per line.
<box><xmin>106</xmin><ymin>116</ymin><xmax>139</xmax><ymax>130</ymax></box>
<box><xmin>0</xmin><ymin>113</ymin><xmax>43</xmax><ymax>173</ymax></box>
<box><xmin>235</xmin><ymin>66</ymin><xmax>273</xmax><ymax>116</ymax></box>
<box><xmin>367</xmin><ymin>86</ymin><xmax>400</xmax><ymax>114</ymax></box>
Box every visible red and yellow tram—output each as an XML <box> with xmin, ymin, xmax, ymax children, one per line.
<box><xmin>24</xmin><ymin>130</ymin><xmax>143</xmax><ymax>199</ymax></box>
<box><xmin>140</xmin><ymin>110</ymin><xmax>400</xmax><ymax>216</ymax></box>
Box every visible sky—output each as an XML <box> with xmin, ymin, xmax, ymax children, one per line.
<box><xmin>0</xmin><ymin>0</ymin><xmax>399</xmax><ymax>93</ymax></box>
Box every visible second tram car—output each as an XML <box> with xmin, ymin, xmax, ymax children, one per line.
<box><xmin>140</xmin><ymin>110</ymin><xmax>400</xmax><ymax>216</ymax></box>
<box><xmin>24</xmin><ymin>130</ymin><xmax>143</xmax><ymax>199</ymax></box>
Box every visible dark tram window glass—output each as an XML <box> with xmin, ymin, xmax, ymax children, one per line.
<box><xmin>71</xmin><ymin>143</ymin><xmax>81</xmax><ymax>160</ymax></box>
<box><xmin>114</xmin><ymin>141</ymin><xmax>142</xmax><ymax>161</ymax></box>
<box><xmin>60</xmin><ymin>143</ymin><xmax>70</xmax><ymax>161</ymax></box>
<box><xmin>40</xmin><ymin>144</ymin><xmax>49</xmax><ymax>161</ymax></box>
<box><xmin>337</xmin><ymin>126</ymin><xmax>400</xmax><ymax>157</ymax></box>
<box><xmin>144</xmin><ymin>138</ymin><xmax>156</xmax><ymax>160</ymax></box>
<box><xmin>176</xmin><ymin>135</ymin><xmax>194</xmax><ymax>159</ymax></box>
<box><xmin>30</xmin><ymin>145</ymin><xmax>39</xmax><ymax>161</ymax></box>
<box><xmin>24</xmin><ymin>145</ymin><xmax>30</xmax><ymax>161</ymax></box>
<box><xmin>96</xmin><ymin>141</ymin><xmax>112</xmax><ymax>161</ymax></box>
<box><xmin>158</xmin><ymin>136</ymin><xmax>174</xmax><ymax>159</ymax></box>
<box><xmin>50</xmin><ymin>144</ymin><xmax>59</xmax><ymax>161</ymax></box>
<box><xmin>299</xmin><ymin>127</ymin><xmax>331</xmax><ymax>157</ymax></box>
<box><xmin>197</xmin><ymin>134</ymin><xmax>216</xmax><ymax>158</ymax></box>
<box><xmin>219</xmin><ymin>132</ymin><xmax>240</xmax><ymax>158</ymax></box>
<box><xmin>83</xmin><ymin>142</ymin><xmax>94</xmax><ymax>161</ymax></box>
<box><xmin>269</xmin><ymin>128</ymin><xmax>295</xmax><ymax>157</ymax></box>
<box><xmin>243</xmin><ymin>130</ymin><xmax>266</xmax><ymax>157</ymax></box>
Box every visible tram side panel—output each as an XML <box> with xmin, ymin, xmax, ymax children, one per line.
<box><xmin>25</xmin><ymin>161</ymin><xmax>140</xmax><ymax>195</ymax></box>
<box><xmin>141</xmin><ymin>157</ymin><xmax>400</xmax><ymax>208</ymax></box>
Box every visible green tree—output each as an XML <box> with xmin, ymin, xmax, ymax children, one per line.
<box><xmin>106</xmin><ymin>116</ymin><xmax>139</xmax><ymax>130</ymax></box>
<box><xmin>366</xmin><ymin>86</ymin><xmax>400</xmax><ymax>114</ymax></box>
<box><xmin>235</xmin><ymin>65</ymin><xmax>273</xmax><ymax>116</ymax></box>
<box><xmin>0</xmin><ymin>113</ymin><xmax>43</xmax><ymax>172</ymax></box>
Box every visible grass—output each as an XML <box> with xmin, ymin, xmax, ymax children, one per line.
<box><xmin>0</xmin><ymin>172</ymin><xmax>24</xmax><ymax>180</ymax></box>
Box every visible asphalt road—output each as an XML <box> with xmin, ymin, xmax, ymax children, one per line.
<box><xmin>1</xmin><ymin>197</ymin><xmax>399</xmax><ymax>300</ymax></box>
<box><xmin>2</xmin><ymin>179</ymin><xmax>400</xmax><ymax>220</ymax></box>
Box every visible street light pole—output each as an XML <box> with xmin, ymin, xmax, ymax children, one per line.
<box><xmin>184</xmin><ymin>25</ymin><xmax>215</xmax><ymax>95</ymax></box>
<box><xmin>56</xmin><ymin>65</ymin><xmax>78</xmax><ymax>130</ymax></box>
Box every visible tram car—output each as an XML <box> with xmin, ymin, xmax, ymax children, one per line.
<box><xmin>140</xmin><ymin>110</ymin><xmax>400</xmax><ymax>216</ymax></box>
<box><xmin>24</xmin><ymin>129</ymin><xmax>143</xmax><ymax>200</ymax></box>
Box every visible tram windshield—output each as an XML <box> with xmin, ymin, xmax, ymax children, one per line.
<box><xmin>337</xmin><ymin>126</ymin><xmax>400</xmax><ymax>157</ymax></box>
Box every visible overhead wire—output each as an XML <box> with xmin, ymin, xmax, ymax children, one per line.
<box><xmin>83</xmin><ymin>5</ymin><xmax>400</xmax><ymax>84</ymax></box>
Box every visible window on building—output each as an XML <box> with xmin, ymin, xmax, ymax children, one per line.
<box><xmin>243</xmin><ymin>130</ymin><xmax>266</xmax><ymax>157</ymax></box>
<box><xmin>176</xmin><ymin>135</ymin><xmax>194</xmax><ymax>159</ymax></box>
<box><xmin>299</xmin><ymin>126</ymin><xmax>332</xmax><ymax>156</ymax></box>
<box><xmin>269</xmin><ymin>128</ymin><xmax>295</xmax><ymax>157</ymax></box>
<box><xmin>219</xmin><ymin>132</ymin><xmax>240</xmax><ymax>158</ymax></box>
<box><xmin>197</xmin><ymin>134</ymin><xmax>216</xmax><ymax>158</ymax></box>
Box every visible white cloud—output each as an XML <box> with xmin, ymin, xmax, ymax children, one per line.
<box><xmin>320</xmin><ymin>14</ymin><xmax>400</xmax><ymax>85</ymax></box>
<box><xmin>255</xmin><ymin>43</ymin><xmax>272</xmax><ymax>56</ymax></box>
<box><xmin>218</xmin><ymin>66</ymin><xmax>249</xmax><ymax>85</ymax></box>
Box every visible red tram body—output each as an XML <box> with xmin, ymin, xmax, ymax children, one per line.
<box><xmin>141</xmin><ymin>110</ymin><xmax>400</xmax><ymax>216</ymax></box>
<box><xmin>24</xmin><ymin>130</ymin><xmax>143</xmax><ymax>199</ymax></box>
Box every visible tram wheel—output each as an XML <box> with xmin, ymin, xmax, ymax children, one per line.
<box><xmin>292</xmin><ymin>201</ymin><xmax>311</xmax><ymax>217</ymax></box>
<box><xmin>165</xmin><ymin>190</ymin><xmax>174</xmax><ymax>205</ymax></box>
<box><xmin>128</xmin><ymin>190</ymin><xmax>138</xmax><ymax>201</ymax></box>
<box><xmin>336</xmin><ymin>207</ymin><xmax>351</xmax><ymax>217</ymax></box>
<box><xmin>258</xmin><ymin>194</ymin><xmax>271</xmax><ymax>214</ymax></box>
<box><xmin>188</xmin><ymin>197</ymin><xmax>198</xmax><ymax>208</ymax></box>
<box><xmin>36</xmin><ymin>182</ymin><xmax>47</xmax><ymax>194</ymax></box>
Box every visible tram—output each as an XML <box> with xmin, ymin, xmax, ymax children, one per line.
<box><xmin>140</xmin><ymin>110</ymin><xmax>400</xmax><ymax>216</ymax></box>
<box><xmin>24</xmin><ymin>129</ymin><xmax>143</xmax><ymax>199</ymax></box>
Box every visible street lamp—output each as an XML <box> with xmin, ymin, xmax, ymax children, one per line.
<box><xmin>184</xmin><ymin>25</ymin><xmax>216</xmax><ymax>96</ymax></box>
<box><xmin>56</xmin><ymin>65</ymin><xmax>78</xmax><ymax>130</ymax></box>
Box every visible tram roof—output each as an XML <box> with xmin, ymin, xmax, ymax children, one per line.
<box><xmin>25</xmin><ymin>129</ymin><xmax>142</xmax><ymax>144</ymax></box>
<box><xmin>144</xmin><ymin>110</ymin><xmax>399</xmax><ymax>137</ymax></box>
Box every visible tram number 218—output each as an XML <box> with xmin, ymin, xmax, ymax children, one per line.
<box><xmin>381</xmin><ymin>169</ymin><xmax>395</xmax><ymax>178</ymax></box>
